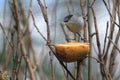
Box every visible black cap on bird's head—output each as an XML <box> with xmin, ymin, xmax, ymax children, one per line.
<box><xmin>64</xmin><ymin>14</ymin><xmax>73</xmax><ymax>22</ymax></box>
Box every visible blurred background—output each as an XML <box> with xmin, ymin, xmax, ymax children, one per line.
<box><xmin>0</xmin><ymin>0</ymin><xmax>120</xmax><ymax>80</ymax></box>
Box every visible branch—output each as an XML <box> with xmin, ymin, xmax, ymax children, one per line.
<box><xmin>87</xmin><ymin>0</ymin><xmax>92</xmax><ymax>80</ymax></box>
<box><xmin>30</xmin><ymin>10</ymin><xmax>47</xmax><ymax>41</ymax></box>
<box><xmin>109</xmin><ymin>29</ymin><xmax>120</xmax><ymax>77</ymax></box>
<box><xmin>103</xmin><ymin>0</ymin><xmax>120</xmax><ymax>29</ymax></box>
<box><xmin>107</xmin><ymin>37</ymin><xmax>120</xmax><ymax>53</ymax></box>
<box><xmin>37</xmin><ymin>0</ymin><xmax>50</xmax><ymax>41</ymax></box>
<box><xmin>61</xmin><ymin>22</ymin><xmax>70</xmax><ymax>42</ymax></box>
<box><xmin>0</xmin><ymin>23</ymin><xmax>13</xmax><ymax>49</ymax></box>
<box><xmin>103</xmin><ymin>21</ymin><xmax>109</xmax><ymax>65</ymax></box>
<box><xmin>91</xmin><ymin>7</ymin><xmax>102</xmax><ymax>56</ymax></box>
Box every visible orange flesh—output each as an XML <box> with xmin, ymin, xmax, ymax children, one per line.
<box><xmin>54</xmin><ymin>42</ymin><xmax>90</xmax><ymax>62</ymax></box>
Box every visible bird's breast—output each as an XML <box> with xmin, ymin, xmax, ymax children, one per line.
<box><xmin>66</xmin><ymin>22</ymin><xmax>81</xmax><ymax>33</ymax></box>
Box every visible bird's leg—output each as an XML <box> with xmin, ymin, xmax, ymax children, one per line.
<box><xmin>67</xmin><ymin>33</ymin><xmax>81</xmax><ymax>41</ymax></box>
<box><xmin>77</xmin><ymin>33</ymin><xmax>87</xmax><ymax>41</ymax></box>
<box><xmin>67</xmin><ymin>33</ymin><xmax>78</xmax><ymax>41</ymax></box>
<box><xmin>77</xmin><ymin>33</ymin><xmax>81</xmax><ymax>38</ymax></box>
<box><xmin>74</xmin><ymin>33</ymin><xmax>77</xmax><ymax>41</ymax></box>
<box><xmin>74</xmin><ymin>33</ymin><xmax>80</xmax><ymax>42</ymax></box>
<box><xmin>77</xmin><ymin>33</ymin><xmax>82</xmax><ymax>41</ymax></box>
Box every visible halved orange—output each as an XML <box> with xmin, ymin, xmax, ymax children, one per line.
<box><xmin>54</xmin><ymin>42</ymin><xmax>90</xmax><ymax>62</ymax></box>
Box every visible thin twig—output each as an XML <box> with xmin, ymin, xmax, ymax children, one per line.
<box><xmin>109</xmin><ymin>29</ymin><xmax>120</xmax><ymax>76</ymax></box>
<box><xmin>90</xmin><ymin>0</ymin><xmax>96</xmax><ymax>7</ymax></box>
<box><xmin>91</xmin><ymin>7</ymin><xmax>101</xmax><ymax>56</ymax></box>
<box><xmin>103</xmin><ymin>0</ymin><xmax>117</xmax><ymax>76</ymax></box>
<box><xmin>61</xmin><ymin>65</ymin><xmax>68</xmax><ymax>80</ymax></box>
<box><xmin>103</xmin><ymin>21</ymin><xmax>109</xmax><ymax>65</ymax></box>
<box><xmin>64</xmin><ymin>0</ymin><xmax>71</xmax><ymax>14</ymax></box>
<box><xmin>76</xmin><ymin>61</ymin><xmax>82</xmax><ymax>80</ymax></box>
<box><xmin>0</xmin><ymin>23</ymin><xmax>13</xmax><ymax>49</ymax></box>
<box><xmin>61</xmin><ymin>22</ymin><xmax>70</xmax><ymax>42</ymax></box>
<box><xmin>86</xmin><ymin>56</ymin><xmax>103</xmax><ymax>65</ymax></box>
<box><xmin>37</xmin><ymin>0</ymin><xmax>50</xmax><ymax>42</ymax></box>
<box><xmin>87</xmin><ymin>0</ymin><xmax>92</xmax><ymax>80</ymax></box>
<box><xmin>20</xmin><ymin>41</ymin><xmax>36</xmax><ymax>80</ymax></box>
<box><xmin>103</xmin><ymin>0</ymin><xmax>120</xmax><ymax>29</ymax></box>
<box><xmin>103</xmin><ymin>0</ymin><xmax>112</xmax><ymax>18</ymax></box>
<box><xmin>107</xmin><ymin>37</ymin><xmax>120</xmax><ymax>53</ymax></box>
<box><xmin>91</xmin><ymin>7</ymin><xmax>109</xmax><ymax>80</ymax></box>
<box><xmin>48</xmin><ymin>46</ymin><xmax>75</xmax><ymax>80</ymax></box>
<box><xmin>37</xmin><ymin>1</ymin><xmax>55</xmax><ymax>79</ymax></box>
<box><xmin>80</xmin><ymin>0</ymin><xmax>87</xmax><ymax>42</ymax></box>
<box><xmin>2</xmin><ymin>0</ymin><xmax>7</xmax><ymax>26</ymax></box>
<box><xmin>37</xmin><ymin>44</ymin><xmax>46</xmax><ymax>80</ymax></box>
<box><xmin>49</xmin><ymin>51</ymin><xmax>55</xmax><ymax>80</ymax></box>
<box><xmin>11</xmin><ymin>0</ymin><xmax>36</xmax><ymax>79</ymax></box>
<box><xmin>4</xmin><ymin>38</ymin><xmax>13</xmax><ymax>70</ymax></box>
<box><xmin>75</xmin><ymin>1</ymin><xmax>87</xmax><ymax>79</ymax></box>
<box><xmin>30</xmin><ymin>10</ymin><xmax>47</xmax><ymax>41</ymax></box>
<box><xmin>51</xmin><ymin>0</ymin><xmax>58</xmax><ymax>43</ymax></box>
<box><xmin>69</xmin><ymin>0</ymin><xmax>74</xmax><ymax>13</ymax></box>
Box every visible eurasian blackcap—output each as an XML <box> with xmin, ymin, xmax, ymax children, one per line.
<box><xmin>64</xmin><ymin>14</ymin><xmax>84</xmax><ymax>37</ymax></box>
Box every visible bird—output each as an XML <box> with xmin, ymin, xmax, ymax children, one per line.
<box><xmin>63</xmin><ymin>14</ymin><xmax>84</xmax><ymax>40</ymax></box>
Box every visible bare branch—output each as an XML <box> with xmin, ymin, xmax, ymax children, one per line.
<box><xmin>30</xmin><ymin>10</ymin><xmax>47</xmax><ymax>41</ymax></box>
<box><xmin>107</xmin><ymin>37</ymin><xmax>120</xmax><ymax>53</ymax></box>
<box><xmin>0</xmin><ymin>23</ymin><xmax>13</xmax><ymax>49</ymax></box>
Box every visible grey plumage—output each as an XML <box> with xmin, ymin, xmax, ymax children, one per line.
<box><xmin>64</xmin><ymin>14</ymin><xmax>84</xmax><ymax>34</ymax></box>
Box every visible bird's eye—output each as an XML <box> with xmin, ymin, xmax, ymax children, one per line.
<box><xmin>64</xmin><ymin>15</ymin><xmax>73</xmax><ymax>22</ymax></box>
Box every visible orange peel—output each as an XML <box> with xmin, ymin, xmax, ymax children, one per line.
<box><xmin>54</xmin><ymin>42</ymin><xmax>90</xmax><ymax>62</ymax></box>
